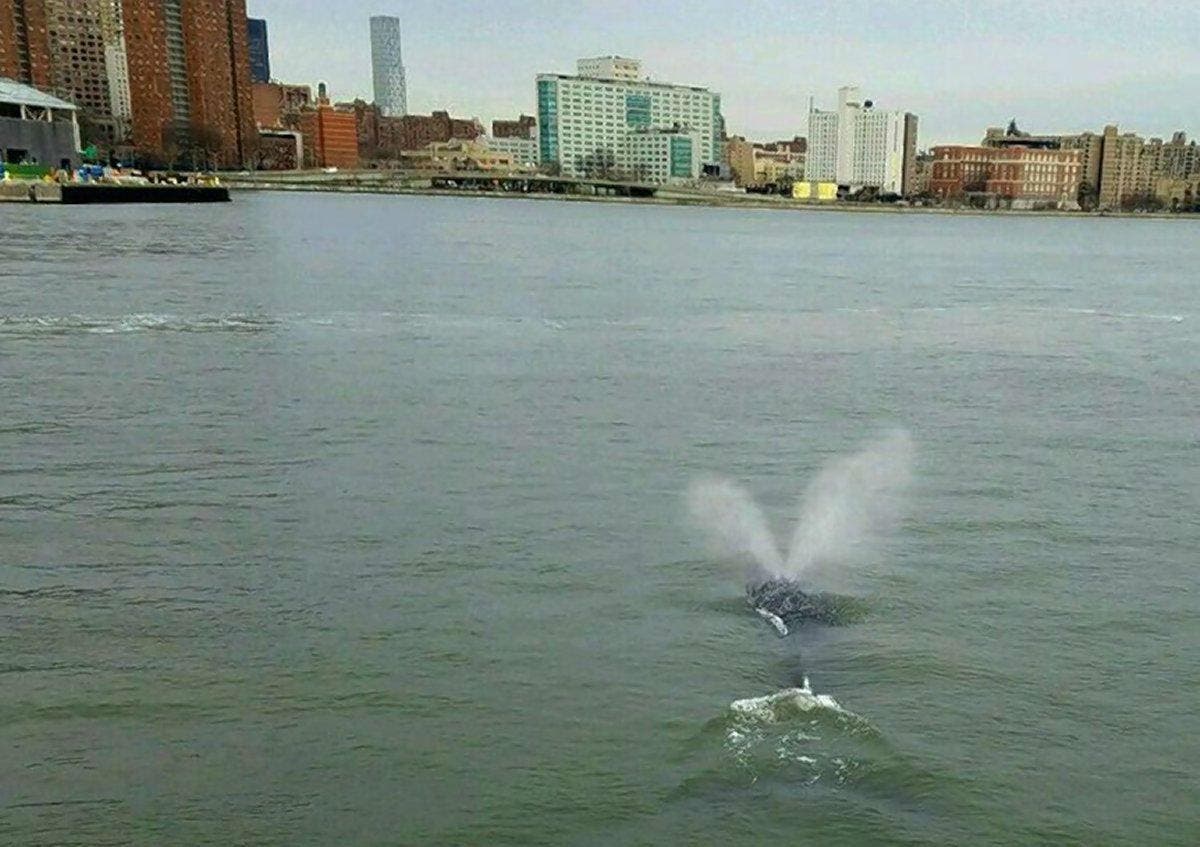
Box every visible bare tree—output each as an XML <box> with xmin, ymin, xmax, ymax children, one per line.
<box><xmin>187</xmin><ymin>123</ymin><xmax>224</xmax><ymax>172</ymax></box>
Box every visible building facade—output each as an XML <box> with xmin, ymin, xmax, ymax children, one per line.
<box><xmin>0</xmin><ymin>1</ymin><xmax>53</xmax><ymax>88</ymax></box>
<box><xmin>246</xmin><ymin>17</ymin><xmax>269</xmax><ymax>83</ymax></box>
<box><xmin>753</xmin><ymin>146</ymin><xmax>804</xmax><ymax>184</ymax></box>
<box><xmin>982</xmin><ymin>123</ymin><xmax>1200</xmax><ymax>209</ymax></box>
<box><xmin>484</xmin><ymin>134</ymin><xmax>538</xmax><ymax>167</ymax></box>
<box><xmin>805</xmin><ymin>109</ymin><xmax>838</xmax><ymax>181</ymax></box>
<box><xmin>724</xmin><ymin>136</ymin><xmax>755</xmax><ymax>186</ymax></box>
<box><xmin>255</xmin><ymin>127</ymin><xmax>301</xmax><ymax>169</ymax></box>
<box><xmin>984</xmin><ymin>125</ymin><xmax>1104</xmax><ymax>194</ymax></box>
<box><xmin>0</xmin><ymin>0</ymin><xmax>132</xmax><ymax>146</ymax></box>
<box><xmin>493</xmin><ymin>114</ymin><xmax>535</xmax><ymax>139</ymax></box>
<box><xmin>626</xmin><ymin>127</ymin><xmax>702</xmax><ymax>183</ymax></box>
<box><xmin>0</xmin><ymin>77</ymin><xmax>80</xmax><ymax>168</ymax></box>
<box><xmin>347</xmin><ymin>102</ymin><xmax>482</xmax><ymax>161</ymax></box>
<box><xmin>252</xmin><ymin>81</ymin><xmax>310</xmax><ymax>129</ymax></box>
<box><xmin>806</xmin><ymin>86</ymin><xmax>917</xmax><ymax>194</ymax></box>
<box><xmin>575</xmin><ymin>56</ymin><xmax>642</xmax><ymax>82</ymax></box>
<box><xmin>1154</xmin><ymin>175</ymin><xmax>1200</xmax><ymax>210</ymax></box>
<box><xmin>99</xmin><ymin>0</ymin><xmax>133</xmax><ymax>144</ymax></box>
<box><xmin>536</xmin><ymin>58</ymin><xmax>722</xmax><ymax>183</ymax></box>
<box><xmin>299</xmin><ymin>101</ymin><xmax>358</xmax><ymax>169</ymax></box>
<box><xmin>2</xmin><ymin>0</ymin><xmax>255</xmax><ymax>166</ymax></box>
<box><xmin>141</xmin><ymin>0</ymin><xmax>256</xmax><ymax>168</ymax></box>
<box><xmin>398</xmin><ymin>138</ymin><xmax>516</xmax><ymax>172</ymax></box>
<box><xmin>930</xmin><ymin>145</ymin><xmax>1082</xmax><ymax>208</ymax></box>
<box><xmin>1098</xmin><ymin>126</ymin><xmax>1144</xmax><ymax>208</ymax></box>
<box><xmin>369</xmin><ymin>15</ymin><xmax>406</xmax><ymax>117</ymax></box>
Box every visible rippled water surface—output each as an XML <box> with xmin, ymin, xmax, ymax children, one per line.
<box><xmin>2</xmin><ymin>195</ymin><xmax>1197</xmax><ymax>845</ymax></box>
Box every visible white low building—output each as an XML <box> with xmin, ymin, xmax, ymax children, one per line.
<box><xmin>483</xmin><ymin>135</ymin><xmax>539</xmax><ymax>168</ymax></box>
<box><xmin>626</xmin><ymin>128</ymin><xmax>703</xmax><ymax>183</ymax></box>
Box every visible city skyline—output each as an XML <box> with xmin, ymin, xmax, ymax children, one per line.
<box><xmin>247</xmin><ymin>0</ymin><xmax>1199</xmax><ymax>144</ymax></box>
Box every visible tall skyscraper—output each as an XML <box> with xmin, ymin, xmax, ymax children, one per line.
<box><xmin>370</xmin><ymin>15</ymin><xmax>407</xmax><ymax>117</ymax></box>
<box><xmin>247</xmin><ymin>17</ymin><xmax>270</xmax><ymax>83</ymax></box>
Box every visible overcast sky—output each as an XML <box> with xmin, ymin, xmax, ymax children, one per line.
<box><xmin>247</xmin><ymin>0</ymin><xmax>1199</xmax><ymax>145</ymax></box>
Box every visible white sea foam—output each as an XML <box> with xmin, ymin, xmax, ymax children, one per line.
<box><xmin>724</xmin><ymin>678</ymin><xmax>865</xmax><ymax>778</ymax></box>
<box><xmin>1061</xmin><ymin>307</ymin><xmax>1185</xmax><ymax>322</ymax></box>
<box><xmin>729</xmin><ymin>678</ymin><xmax>854</xmax><ymax>723</ymax></box>
<box><xmin>0</xmin><ymin>313</ymin><xmax>276</xmax><ymax>335</ymax></box>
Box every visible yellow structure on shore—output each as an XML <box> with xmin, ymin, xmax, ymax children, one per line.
<box><xmin>793</xmin><ymin>181</ymin><xmax>838</xmax><ymax>201</ymax></box>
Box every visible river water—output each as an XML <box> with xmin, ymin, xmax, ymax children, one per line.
<box><xmin>2</xmin><ymin>194</ymin><xmax>1197</xmax><ymax>845</ymax></box>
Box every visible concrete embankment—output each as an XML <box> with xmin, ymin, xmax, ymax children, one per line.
<box><xmin>0</xmin><ymin>182</ymin><xmax>62</xmax><ymax>203</ymax></box>
<box><xmin>0</xmin><ymin>182</ymin><xmax>230</xmax><ymax>203</ymax></box>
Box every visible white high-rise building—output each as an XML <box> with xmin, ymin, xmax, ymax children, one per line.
<box><xmin>806</xmin><ymin>86</ymin><xmax>918</xmax><ymax>194</ymax></box>
<box><xmin>806</xmin><ymin>108</ymin><xmax>839</xmax><ymax>182</ymax></box>
<box><xmin>536</xmin><ymin>58</ymin><xmax>723</xmax><ymax>184</ymax></box>
<box><xmin>370</xmin><ymin>16</ymin><xmax>408</xmax><ymax>117</ymax></box>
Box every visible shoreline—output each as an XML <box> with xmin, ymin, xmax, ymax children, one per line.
<box><xmin>222</xmin><ymin>178</ymin><xmax>1200</xmax><ymax>221</ymax></box>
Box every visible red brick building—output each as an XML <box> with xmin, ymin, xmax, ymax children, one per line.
<box><xmin>252</xmin><ymin>81</ymin><xmax>312</xmax><ymax>129</ymax></box>
<box><xmin>3</xmin><ymin>0</ymin><xmax>124</xmax><ymax>142</ymax></box>
<box><xmin>931</xmin><ymin>145</ymin><xmax>1082</xmax><ymax>207</ymax></box>
<box><xmin>124</xmin><ymin>0</ymin><xmax>256</xmax><ymax>167</ymax></box>
<box><xmin>346</xmin><ymin>101</ymin><xmax>482</xmax><ymax>161</ymax></box>
<box><xmin>759</xmin><ymin>136</ymin><xmax>807</xmax><ymax>155</ymax></box>
<box><xmin>492</xmin><ymin>114</ymin><xmax>535</xmax><ymax>139</ymax></box>
<box><xmin>256</xmin><ymin>129</ymin><xmax>302</xmax><ymax>170</ymax></box>
<box><xmin>4</xmin><ymin>0</ymin><xmax>255</xmax><ymax>168</ymax></box>
<box><xmin>299</xmin><ymin>104</ymin><xmax>358</xmax><ymax>170</ymax></box>
<box><xmin>0</xmin><ymin>1</ymin><xmax>52</xmax><ymax>88</ymax></box>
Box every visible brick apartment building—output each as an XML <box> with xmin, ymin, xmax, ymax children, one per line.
<box><xmin>0</xmin><ymin>2</ymin><xmax>53</xmax><ymax>89</ymax></box>
<box><xmin>3</xmin><ymin>0</ymin><xmax>255</xmax><ymax>168</ymax></box>
<box><xmin>348</xmin><ymin>101</ymin><xmax>482</xmax><ymax>161</ymax></box>
<box><xmin>930</xmin><ymin>145</ymin><xmax>1082</xmax><ymax>208</ymax></box>
<box><xmin>253</xmin><ymin>81</ymin><xmax>312</xmax><ymax>129</ymax></box>
<box><xmin>492</xmin><ymin>114</ymin><xmax>535</xmax><ymax>139</ymax></box>
<box><xmin>982</xmin><ymin>122</ymin><xmax>1200</xmax><ymax>209</ymax></box>
<box><xmin>124</xmin><ymin>0</ymin><xmax>255</xmax><ymax>167</ymax></box>
<box><xmin>2</xmin><ymin>0</ymin><xmax>130</xmax><ymax>144</ymax></box>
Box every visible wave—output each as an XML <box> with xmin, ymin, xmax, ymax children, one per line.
<box><xmin>720</xmin><ymin>678</ymin><xmax>877</xmax><ymax>783</ymax></box>
<box><xmin>729</xmin><ymin>677</ymin><xmax>857</xmax><ymax>723</ymax></box>
<box><xmin>0</xmin><ymin>313</ymin><xmax>278</xmax><ymax>336</ymax></box>
<box><xmin>1059</xmin><ymin>307</ymin><xmax>1185</xmax><ymax>323</ymax></box>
